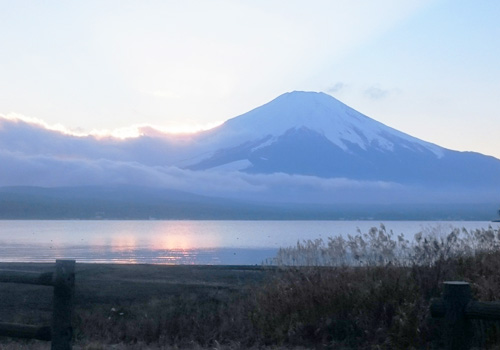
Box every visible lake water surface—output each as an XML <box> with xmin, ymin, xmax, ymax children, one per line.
<box><xmin>0</xmin><ymin>220</ymin><xmax>498</xmax><ymax>265</ymax></box>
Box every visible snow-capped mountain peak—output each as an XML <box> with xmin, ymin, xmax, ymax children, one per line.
<box><xmin>207</xmin><ymin>91</ymin><xmax>443</xmax><ymax>157</ymax></box>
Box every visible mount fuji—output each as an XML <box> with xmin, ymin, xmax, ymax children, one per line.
<box><xmin>1</xmin><ymin>91</ymin><xmax>500</xmax><ymax>219</ymax></box>
<box><xmin>180</xmin><ymin>91</ymin><xmax>500</xmax><ymax>188</ymax></box>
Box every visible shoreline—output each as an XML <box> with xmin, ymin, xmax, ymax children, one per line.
<box><xmin>0</xmin><ymin>261</ymin><xmax>272</xmax><ymax>309</ymax></box>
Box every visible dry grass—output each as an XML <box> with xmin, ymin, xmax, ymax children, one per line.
<box><xmin>0</xmin><ymin>342</ymin><xmax>310</xmax><ymax>350</ymax></box>
<box><xmin>0</xmin><ymin>265</ymin><xmax>267</xmax><ymax>349</ymax></box>
<box><xmin>2</xmin><ymin>225</ymin><xmax>500</xmax><ymax>349</ymax></box>
<box><xmin>271</xmin><ymin>224</ymin><xmax>500</xmax><ymax>267</ymax></box>
<box><xmin>254</xmin><ymin>225</ymin><xmax>500</xmax><ymax>349</ymax></box>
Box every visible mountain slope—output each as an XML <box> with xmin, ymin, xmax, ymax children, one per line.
<box><xmin>207</xmin><ymin>91</ymin><xmax>442</xmax><ymax>154</ymax></box>
<box><xmin>184</xmin><ymin>91</ymin><xmax>500</xmax><ymax>187</ymax></box>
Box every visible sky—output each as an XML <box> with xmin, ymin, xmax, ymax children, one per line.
<box><xmin>1</xmin><ymin>0</ymin><xmax>500</xmax><ymax>159</ymax></box>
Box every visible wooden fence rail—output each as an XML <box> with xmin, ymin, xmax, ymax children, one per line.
<box><xmin>0</xmin><ymin>259</ymin><xmax>75</xmax><ymax>350</ymax></box>
<box><xmin>0</xmin><ymin>270</ymin><xmax>54</xmax><ymax>286</ymax></box>
<box><xmin>431</xmin><ymin>281</ymin><xmax>500</xmax><ymax>350</ymax></box>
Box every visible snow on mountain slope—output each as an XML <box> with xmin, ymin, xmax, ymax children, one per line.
<box><xmin>181</xmin><ymin>91</ymin><xmax>500</xmax><ymax>188</ymax></box>
<box><xmin>182</xmin><ymin>91</ymin><xmax>446</xmax><ymax>173</ymax></box>
<box><xmin>196</xmin><ymin>91</ymin><xmax>444</xmax><ymax>157</ymax></box>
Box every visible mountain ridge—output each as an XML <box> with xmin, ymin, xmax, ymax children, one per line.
<box><xmin>0</xmin><ymin>185</ymin><xmax>497</xmax><ymax>220</ymax></box>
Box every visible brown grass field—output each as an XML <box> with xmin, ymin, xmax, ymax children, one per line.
<box><xmin>0</xmin><ymin>263</ymin><xmax>274</xmax><ymax>349</ymax></box>
<box><xmin>2</xmin><ymin>226</ymin><xmax>500</xmax><ymax>349</ymax></box>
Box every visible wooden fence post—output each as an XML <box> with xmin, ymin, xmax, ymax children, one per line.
<box><xmin>51</xmin><ymin>259</ymin><xmax>75</xmax><ymax>350</ymax></box>
<box><xmin>442</xmin><ymin>281</ymin><xmax>473</xmax><ymax>350</ymax></box>
<box><xmin>431</xmin><ymin>281</ymin><xmax>500</xmax><ymax>348</ymax></box>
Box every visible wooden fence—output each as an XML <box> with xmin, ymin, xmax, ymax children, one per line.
<box><xmin>431</xmin><ymin>281</ymin><xmax>500</xmax><ymax>350</ymax></box>
<box><xmin>0</xmin><ymin>259</ymin><xmax>75</xmax><ymax>350</ymax></box>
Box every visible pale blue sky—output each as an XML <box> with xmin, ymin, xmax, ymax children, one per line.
<box><xmin>1</xmin><ymin>0</ymin><xmax>499</xmax><ymax>158</ymax></box>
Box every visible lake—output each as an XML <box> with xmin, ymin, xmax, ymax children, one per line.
<box><xmin>0</xmin><ymin>220</ymin><xmax>498</xmax><ymax>265</ymax></box>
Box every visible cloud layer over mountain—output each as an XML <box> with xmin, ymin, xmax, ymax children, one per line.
<box><xmin>2</xmin><ymin>91</ymin><xmax>500</xmax><ymax>205</ymax></box>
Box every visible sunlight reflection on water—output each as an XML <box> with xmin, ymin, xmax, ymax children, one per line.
<box><xmin>0</xmin><ymin>220</ymin><xmax>497</xmax><ymax>265</ymax></box>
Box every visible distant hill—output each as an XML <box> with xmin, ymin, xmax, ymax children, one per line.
<box><xmin>0</xmin><ymin>186</ymin><xmax>498</xmax><ymax>220</ymax></box>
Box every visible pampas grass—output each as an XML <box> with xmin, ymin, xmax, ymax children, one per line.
<box><xmin>254</xmin><ymin>225</ymin><xmax>500</xmax><ymax>348</ymax></box>
<box><xmin>271</xmin><ymin>225</ymin><xmax>500</xmax><ymax>267</ymax></box>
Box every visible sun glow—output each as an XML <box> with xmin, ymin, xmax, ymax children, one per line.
<box><xmin>150</xmin><ymin>234</ymin><xmax>195</xmax><ymax>251</ymax></box>
<box><xmin>1</xmin><ymin>113</ymin><xmax>90</xmax><ymax>137</ymax></box>
<box><xmin>148</xmin><ymin>222</ymin><xmax>221</xmax><ymax>251</ymax></box>
<box><xmin>1</xmin><ymin>112</ymin><xmax>223</xmax><ymax>140</ymax></box>
<box><xmin>110</xmin><ymin>235</ymin><xmax>138</xmax><ymax>253</ymax></box>
<box><xmin>90</xmin><ymin>121</ymin><xmax>223</xmax><ymax>139</ymax></box>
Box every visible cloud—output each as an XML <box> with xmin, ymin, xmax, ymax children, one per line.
<box><xmin>0</xmin><ymin>145</ymin><xmax>468</xmax><ymax>205</ymax></box>
<box><xmin>2</xmin><ymin>113</ymin><xmax>498</xmax><ymax>205</ymax></box>
<box><xmin>0</xmin><ymin>114</ymin><xmax>222</xmax><ymax>144</ymax></box>
<box><xmin>364</xmin><ymin>86</ymin><xmax>390</xmax><ymax>99</ymax></box>
<box><xmin>0</xmin><ymin>113</ymin><xmax>88</xmax><ymax>137</ymax></box>
<box><xmin>327</xmin><ymin>82</ymin><xmax>346</xmax><ymax>94</ymax></box>
<box><xmin>0</xmin><ymin>143</ymin><xmax>409</xmax><ymax>204</ymax></box>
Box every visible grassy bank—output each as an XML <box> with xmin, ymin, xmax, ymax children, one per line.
<box><xmin>2</xmin><ymin>226</ymin><xmax>500</xmax><ymax>349</ymax></box>
<box><xmin>0</xmin><ymin>264</ymin><xmax>269</xmax><ymax>349</ymax></box>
